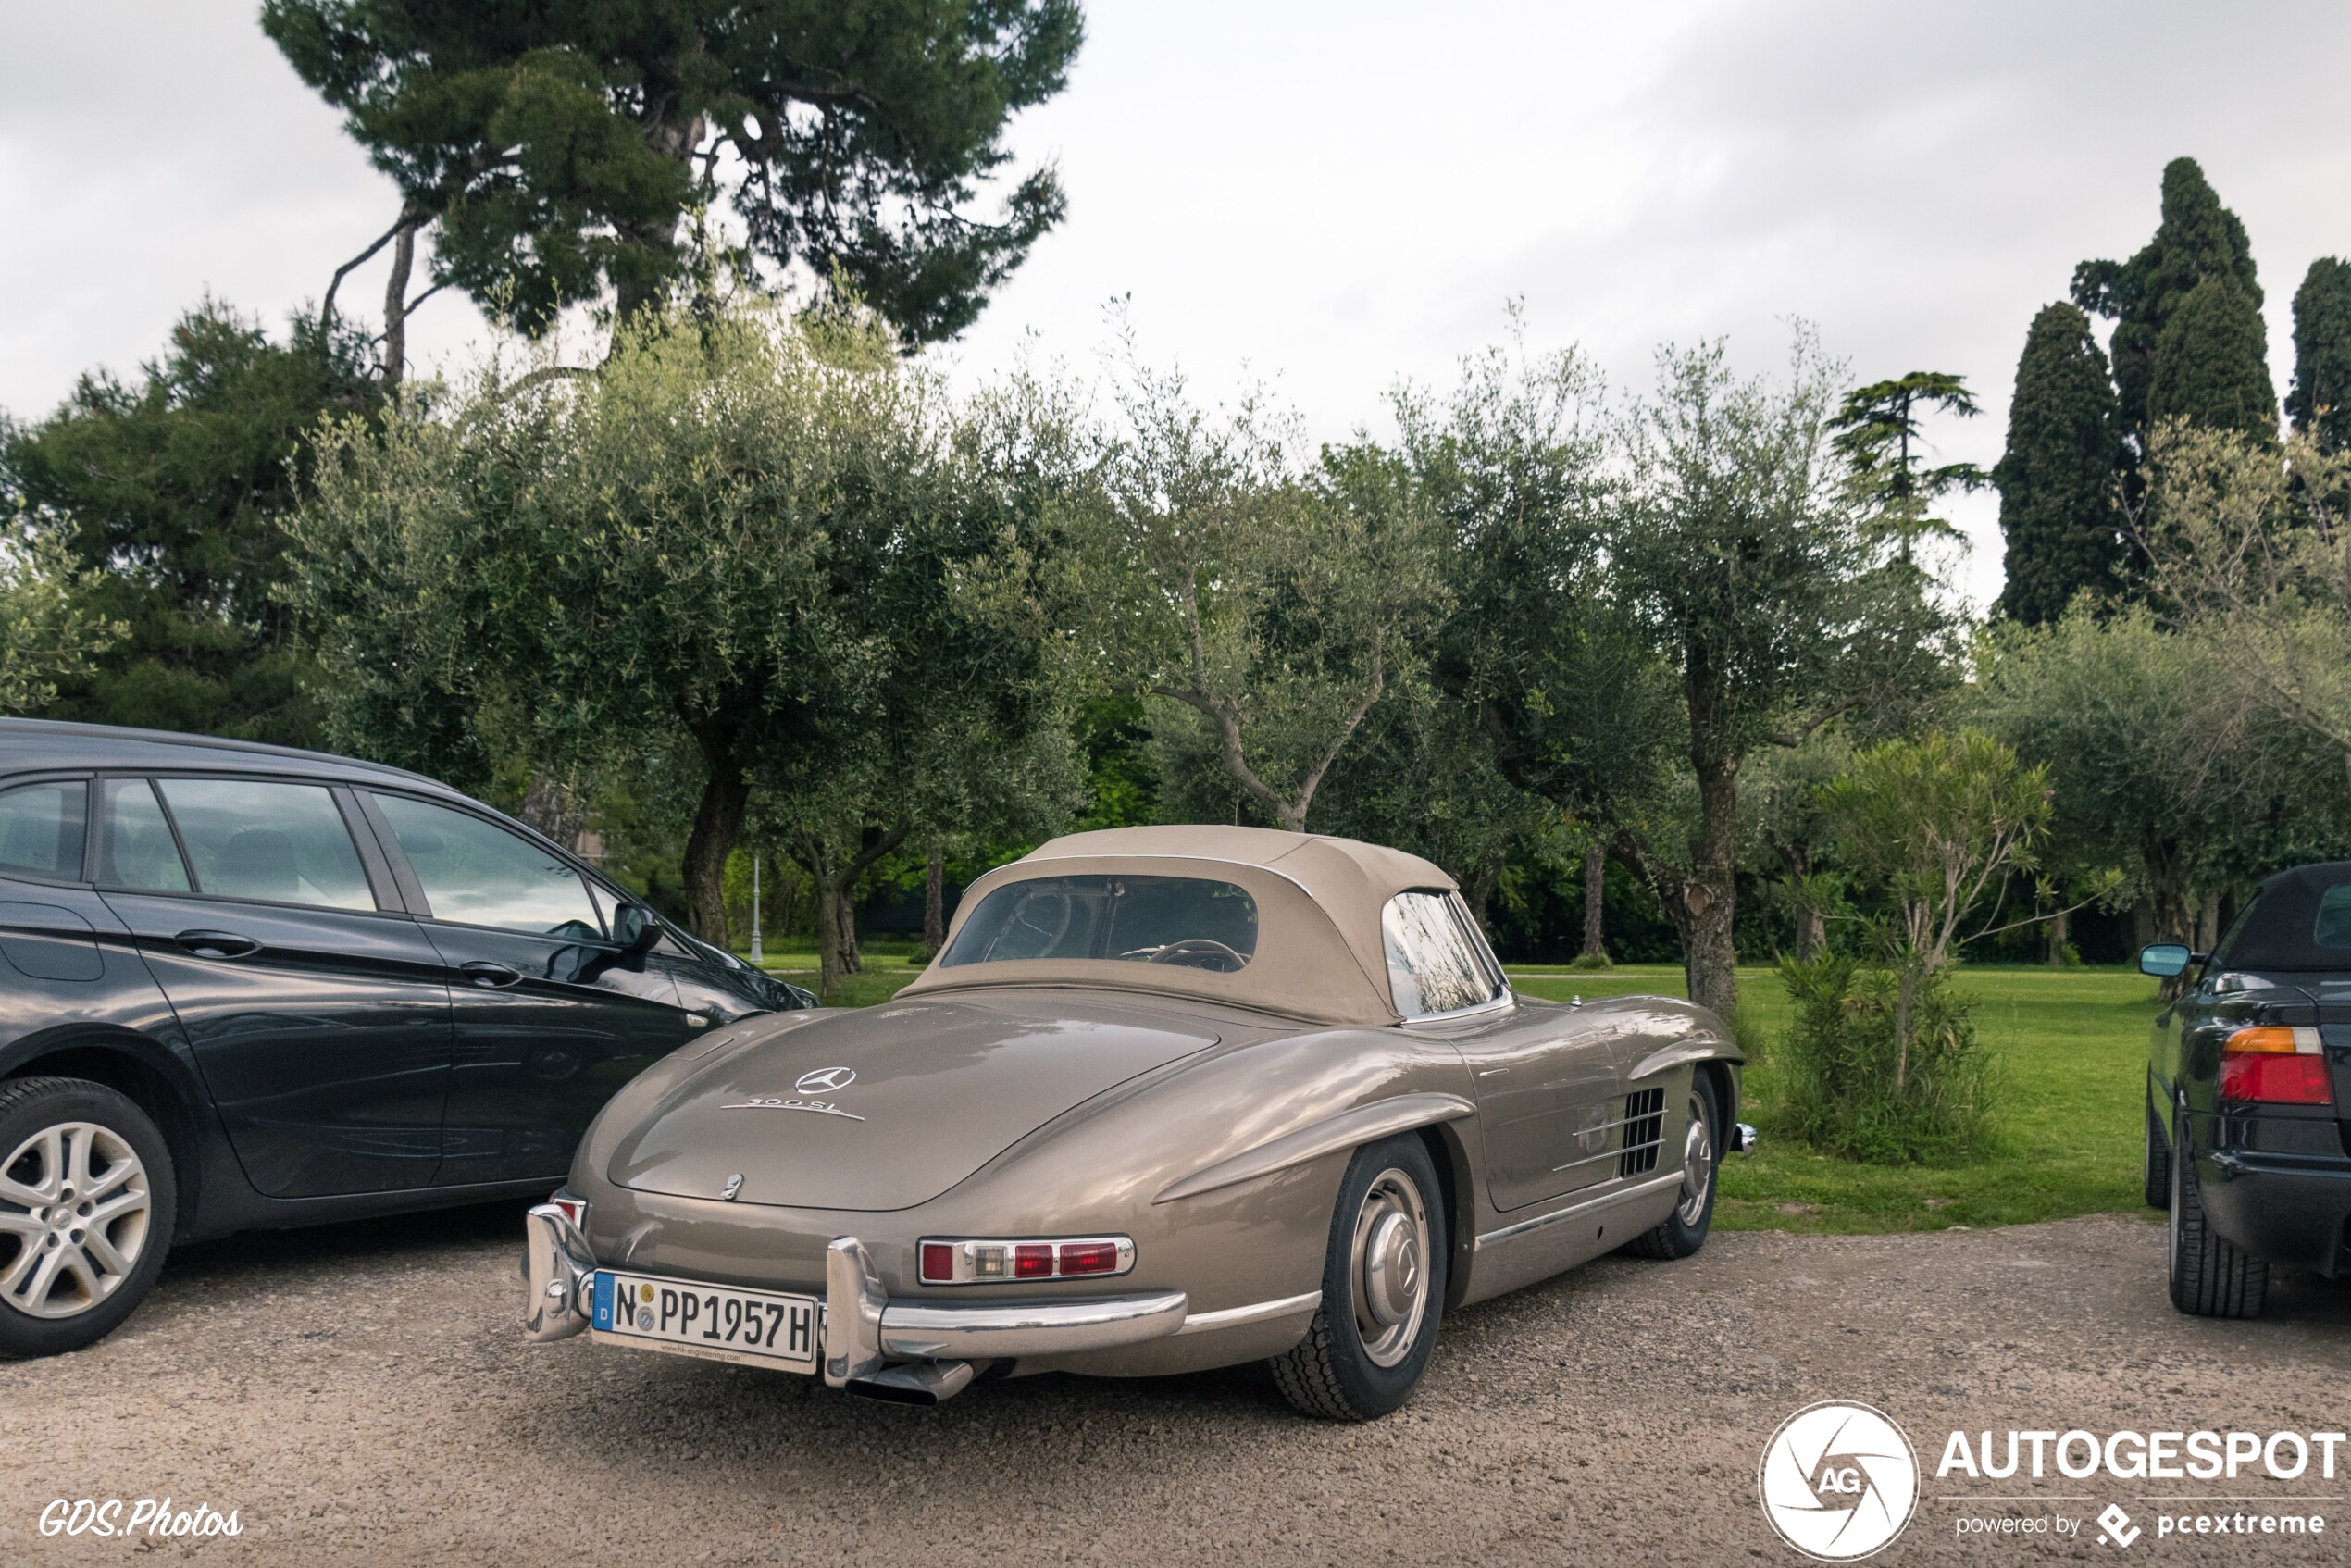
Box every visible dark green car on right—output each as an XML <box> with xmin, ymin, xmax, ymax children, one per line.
<box><xmin>2142</xmin><ymin>860</ymin><xmax>2351</xmax><ymax>1318</ymax></box>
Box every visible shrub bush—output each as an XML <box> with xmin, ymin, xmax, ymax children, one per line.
<box><xmin>1773</xmin><ymin>952</ymin><xmax>1998</xmax><ymax>1163</ymax></box>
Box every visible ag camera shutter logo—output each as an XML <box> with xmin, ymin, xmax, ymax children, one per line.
<box><xmin>1759</xmin><ymin>1400</ymin><xmax>1920</xmax><ymax>1561</ymax></box>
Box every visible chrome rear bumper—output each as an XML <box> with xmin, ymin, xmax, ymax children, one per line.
<box><xmin>822</xmin><ymin>1236</ymin><xmax>1188</xmax><ymax>1383</ymax></box>
<box><xmin>520</xmin><ymin>1212</ymin><xmax>1188</xmax><ymax>1399</ymax></box>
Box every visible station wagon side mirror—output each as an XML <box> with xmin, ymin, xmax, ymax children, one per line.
<box><xmin>612</xmin><ymin>902</ymin><xmax>662</xmax><ymax>956</ymax></box>
<box><xmin>2138</xmin><ymin>943</ymin><xmax>2194</xmax><ymax>978</ymax></box>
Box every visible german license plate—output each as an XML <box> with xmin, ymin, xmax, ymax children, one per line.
<box><xmin>591</xmin><ymin>1270</ymin><xmax>820</xmax><ymax>1373</ymax></box>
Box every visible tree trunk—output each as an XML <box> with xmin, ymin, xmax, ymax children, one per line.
<box><xmin>923</xmin><ymin>840</ymin><xmax>947</xmax><ymax>959</ymax></box>
<box><xmin>827</xmin><ymin>883</ymin><xmax>863</xmax><ymax>978</ymax></box>
<box><xmin>800</xmin><ymin>821</ymin><xmax>909</xmax><ymax>1000</ymax></box>
<box><xmin>2194</xmin><ymin>900</ymin><xmax>2220</xmax><ymax>955</ymax></box>
<box><xmin>1800</xmin><ymin>907</ymin><xmax>1827</xmax><ymax>961</ymax></box>
<box><xmin>680</xmin><ymin>719</ymin><xmax>748</xmax><ymax>947</ymax></box>
<box><xmin>2142</xmin><ymin>836</ymin><xmax>2193</xmax><ymax>1002</ymax></box>
<box><xmin>1579</xmin><ymin>843</ymin><xmax>1608</xmax><ymax>963</ymax></box>
<box><xmin>1683</xmin><ymin>747</ymin><xmax>1741</xmax><ymax>1021</ymax></box>
<box><xmin>802</xmin><ymin>840</ymin><xmax>846</xmax><ymax>999</ymax></box>
<box><xmin>1893</xmin><ymin>962</ymin><xmax>1922</xmax><ymax>1094</ymax></box>
<box><xmin>2046</xmin><ymin>905</ymin><xmax>2069</xmax><ymax>967</ymax></box>
<box><xmin>1462</xmin><ymin>860</ymin><xmax>1500</xmax><ymax>934</ymax></box>
<box><xmin>516</xmin><ymin>772</ymin><xmax>588</xmax><ymax>851</ymax></box>
<box><xmin>381</xmin><ymin>216</ymin><xmax>418</xmax><ymax>395</ymax></box>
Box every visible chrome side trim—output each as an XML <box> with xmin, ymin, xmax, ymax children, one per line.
<box><xmin>1473</xmin><ymin>1171</ymin><xmax>1684</xmax><ymax>1252</ymax></box>
<box><xmin>1176</xmin><ymin>1289</ymin><xmax>1323</xmax><ymax>1335</ymax></box>
<box><xmin>521</xmin><ymin>1204</ymin><xmax>595</xmax><ymax>1342</ymax></box>
<box><xmin>878</xmin><ymin>1290</ymin><xmax>1188</xmax><ymax>1359</ymax></box>
<box><xmin>1153</xmin><ymin>1092</ymin><xmax>1477</xmax><ymax>1203</ymax></box>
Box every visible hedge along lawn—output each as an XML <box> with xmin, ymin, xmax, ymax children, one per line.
<box><xmin>755</xmin><ymin>952</ymin><xmax>2162</xmax><ymax>1236</ymax></box>
<box><xmin>1514</xmin><ymin>964</ymin><xmax>2162</xmax><ymax>1234</ymax></box>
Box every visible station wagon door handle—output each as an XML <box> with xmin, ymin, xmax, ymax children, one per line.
<box><xmin>459</xmin><ymin>960</ymin><xmax>523</xmax><ymax>989</ymax></box>
<box><xmin>175</xmin><ymin>929</ymin><xmax>261</xmax><ymax>960</ymax></box>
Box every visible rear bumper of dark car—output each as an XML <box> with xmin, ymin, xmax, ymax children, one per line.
<box><xmin>2199</xmin><ymin>1147</ymin><xmax>2351</xmax><ymax>1277</ymax></box>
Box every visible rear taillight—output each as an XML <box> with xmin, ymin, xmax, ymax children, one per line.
<box><xmin>917</xmin><ymin>1236</ymin><xmax>1136</xmax><ymax>1285</ymax></box>
<box><xmin>548</xmin><ymin>1190</ymin><xmax>588</xmax><ymax>1228</ymax></box>
<box><xmin>2220</xmin><ymin>1027</ymin><xmax>2335</xmax><ymax>1106</ymax></box>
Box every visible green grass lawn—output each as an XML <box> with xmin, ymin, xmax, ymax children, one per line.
<box><xmin>748</xmin><ymin>949</ymin><xmax>2161</xmax><ymax>1237</ymax></box>
<box><xmin>1515</xmin><ymin>964</ymin><xmax>2160</xmax><ymax>1235</ymax></box>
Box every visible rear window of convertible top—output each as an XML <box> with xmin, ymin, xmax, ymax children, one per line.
<box><xmin>939</xmin><ymin>875</ymin><xmax>1258</xmax><ymax>973</ymax></box>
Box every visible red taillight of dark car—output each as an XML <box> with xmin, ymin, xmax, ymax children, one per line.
<box><xmin>2220</xmin><ymin>1026</ymin><xmax>2335</xmax><ymax>1106</ymax></box>
<box><xmin>916</xmin><ymin>1236</ymin><xmax>1137</xmax><ymax>1285</ymax></box>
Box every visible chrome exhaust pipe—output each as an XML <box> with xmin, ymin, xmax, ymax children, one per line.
<box><xmin>1731</xmin><ymin>1122</ymin><xmax>1760</xmax><ymax>1155</ymax></box>
<box><xmin>521</xmin><ymin>1204</ymin><xmax>596</xmax><ymax>1342</ymax></box>
<box><xmin>846</xmin><ymin>1360</ymin><xmax>976</xmax><ymax>1406</ymax></box>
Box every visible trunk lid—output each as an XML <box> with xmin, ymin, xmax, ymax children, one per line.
<box><xmin>606</xmin><ymin>993</ymin><xmax>1219</xmax><ymax>1211</ymax></box>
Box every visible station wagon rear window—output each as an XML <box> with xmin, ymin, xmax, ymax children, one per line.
<box><xmin>939</xmin><ymin>875</ymin><xmax>1258</xmax><ymax>972</ymax></box>
<box><xmin>0</xmin><ymin>781</ymin><xmax>86</xmax><ymax>882</ymax></box>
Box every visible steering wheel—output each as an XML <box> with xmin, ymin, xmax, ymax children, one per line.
<box><xmin>1141</xmin><ymin>938</ymin><xmax>1247</xmax><ymax>973</ymax></box>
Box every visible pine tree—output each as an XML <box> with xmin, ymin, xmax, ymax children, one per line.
<box><xmin>2072</xmin><ymin>157</ymin><xmax>2262</xmax><ymax>452</ymax></box>
<box><xmin>1995</xmin><ymin>304</ymin><xmax>2124</xmax><ymax>625</ymax></box>
<box><xmin>2290</xmin><ymin>257</ymin><xmax>2351</xmax><ymax>452</ymax></box>
<box><xmin>0</xmin><ymin>303</ymin><xmax>380</xmax><ymax>743</ymax></box>
<box><xmin>2147</xmin><ymin>276</ymin><xmax>2277</xmax><ymax>440</ymax></box>
<box><xmin>263</xmin><ymin>0</ymin><xmax>1084</xmax><ymax>357</ymax></box>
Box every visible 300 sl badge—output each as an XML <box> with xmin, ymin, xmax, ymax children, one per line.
<box><xmin>721</xmin><ymin>1096</ymin><xmax>865</xmax><ymax>1121</ymax></box>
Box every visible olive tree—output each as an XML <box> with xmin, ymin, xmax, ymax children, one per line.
<box><xmin>1818</xmin><ymin>730</ymin><xmax>2050</xmax><ymax>1085</ymax></box>
<box><xmin>1078</xmin><ymin>360</ymin><xmax>1444</xmax><ymax>831</ymax></box>
<box><xmin>1396</xmin><ymin>330</ymin><xmax>1678</xmax><ymax>960</ymax></box>
<box><xmin>2139</xmin><ymin>421</ymin><xmax>2351</xmax><ymax>788</ymax></box>
<box><xmin>1607</xmin><ymin>333</ymin><xmax>1956</xmax><ymax>1018</ymax></box>
<box><xmin>0</xmin><ymin>527</ymin><xmax>121</xmax><ymax>716</ymax></box>
<box><xmin>291</xmin><ymin>302</ymin><xmax>1061</xmax><ymax>944</ymax></box>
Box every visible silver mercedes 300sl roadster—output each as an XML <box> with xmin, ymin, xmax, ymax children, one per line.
<box><xmin>521</xmin><ymin>826</ymin><xmax>1750</xmax><ymax>1418</ymax></box>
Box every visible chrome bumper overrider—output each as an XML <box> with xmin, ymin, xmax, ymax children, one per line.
<box><xmin>520</xmin><ymin>1210</ymin><xmax>1188</xmax><ymax>1399</ymax></box>
<box><xmin>521</xmin><ymin>1204</ymin><xmax>597</xmax><ymax>1342</ymax></box>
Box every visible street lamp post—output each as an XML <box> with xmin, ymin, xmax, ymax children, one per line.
<box><xmin>749</xmin><ymin>852</ymin><xmax>763</xmax><ymax>967</ymax></box>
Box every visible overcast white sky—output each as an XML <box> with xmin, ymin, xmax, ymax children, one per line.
<box><xmin>5</xmin><ymin>1</ymin><xmax>2348</xmax><ymax>609</ymax></box>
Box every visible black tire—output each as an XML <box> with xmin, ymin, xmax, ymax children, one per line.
<box><xmin>1629</xmin><ymin>1072</ymin><xmax>1721</xmax><ymax>1260</ymax></box>
<box><xmin>1270</xmin><ymin>1134</ymin><xmax>1447</xmax><ymax>1421</ymax></box>
<box><xmin>2168</xmin><ymin>1103</ymin><xmax>2266</xmax><ymax>1318</ymax></box>
<box><xmin>0</xmin><ymin>1076</ymin><xmax>177</xmax><ymax>1357</ymax></box>
<box><xmin>2143</xmin><ymin>1089</ymin><xmax>2171</xmax><ymax>1211</ymax></box>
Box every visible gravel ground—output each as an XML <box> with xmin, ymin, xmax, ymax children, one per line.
<box><xmin>4</xmin><ymin>1206</ymin><xmax>2347</xmax><ymax>1565</ymax></box>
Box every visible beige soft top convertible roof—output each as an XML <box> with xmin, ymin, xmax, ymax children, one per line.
<box><xmin>899</xmin><ymin>826</ymin><xmax>1462</xmax><ymax>1027</ymax></box>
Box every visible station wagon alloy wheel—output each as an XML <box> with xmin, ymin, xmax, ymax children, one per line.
<box><xmin>0</xmin><ymin>1120</ymin><xmax>153</xmax><ymax>1319</ymax></box>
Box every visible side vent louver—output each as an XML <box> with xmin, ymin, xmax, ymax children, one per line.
<box><xmin>1619</xmin><ymin>1087</ymin><xmax>1666</xmax><ymax>1177</ymax></box>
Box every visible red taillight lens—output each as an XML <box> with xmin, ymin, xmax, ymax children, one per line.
<box><xmin>1058</xmin><ymin>1240</ymin><xmax>1119</xmax><ymax>1276</ymax></box>
<box><xmin>2220</xmin><ymin>1052</ymin><xmax>2334</xmax><ymax>1105</ymax></box>
<box><xmin>549</xmin><ymin>1192</ymin><xmax>586</xmax><ymax>1228</ymax></box>
<box><xmin>916</xmin><ymin>1235</ymin><xmax>1134</xmax><ymax>1283</ymax></box>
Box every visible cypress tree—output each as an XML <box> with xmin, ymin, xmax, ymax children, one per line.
<box><xmin>1995</xmin><ymin>304</ymin><xmax>2125</xmax><ymax>624</ymax></box>
<box><xmin>2147</xmin><ymin>276</ymin><xmax>2277</xmax><ymax>440</ymax></box>
<box><xmin>2290</xmin><ymin>257</ymin><xmax>2351</xmax><ymax>451</ymax></box>
<box><xmin>2072</xmin><ymin>157</ymin><xmax>2262</xmax><ymax>451</ymax></box>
